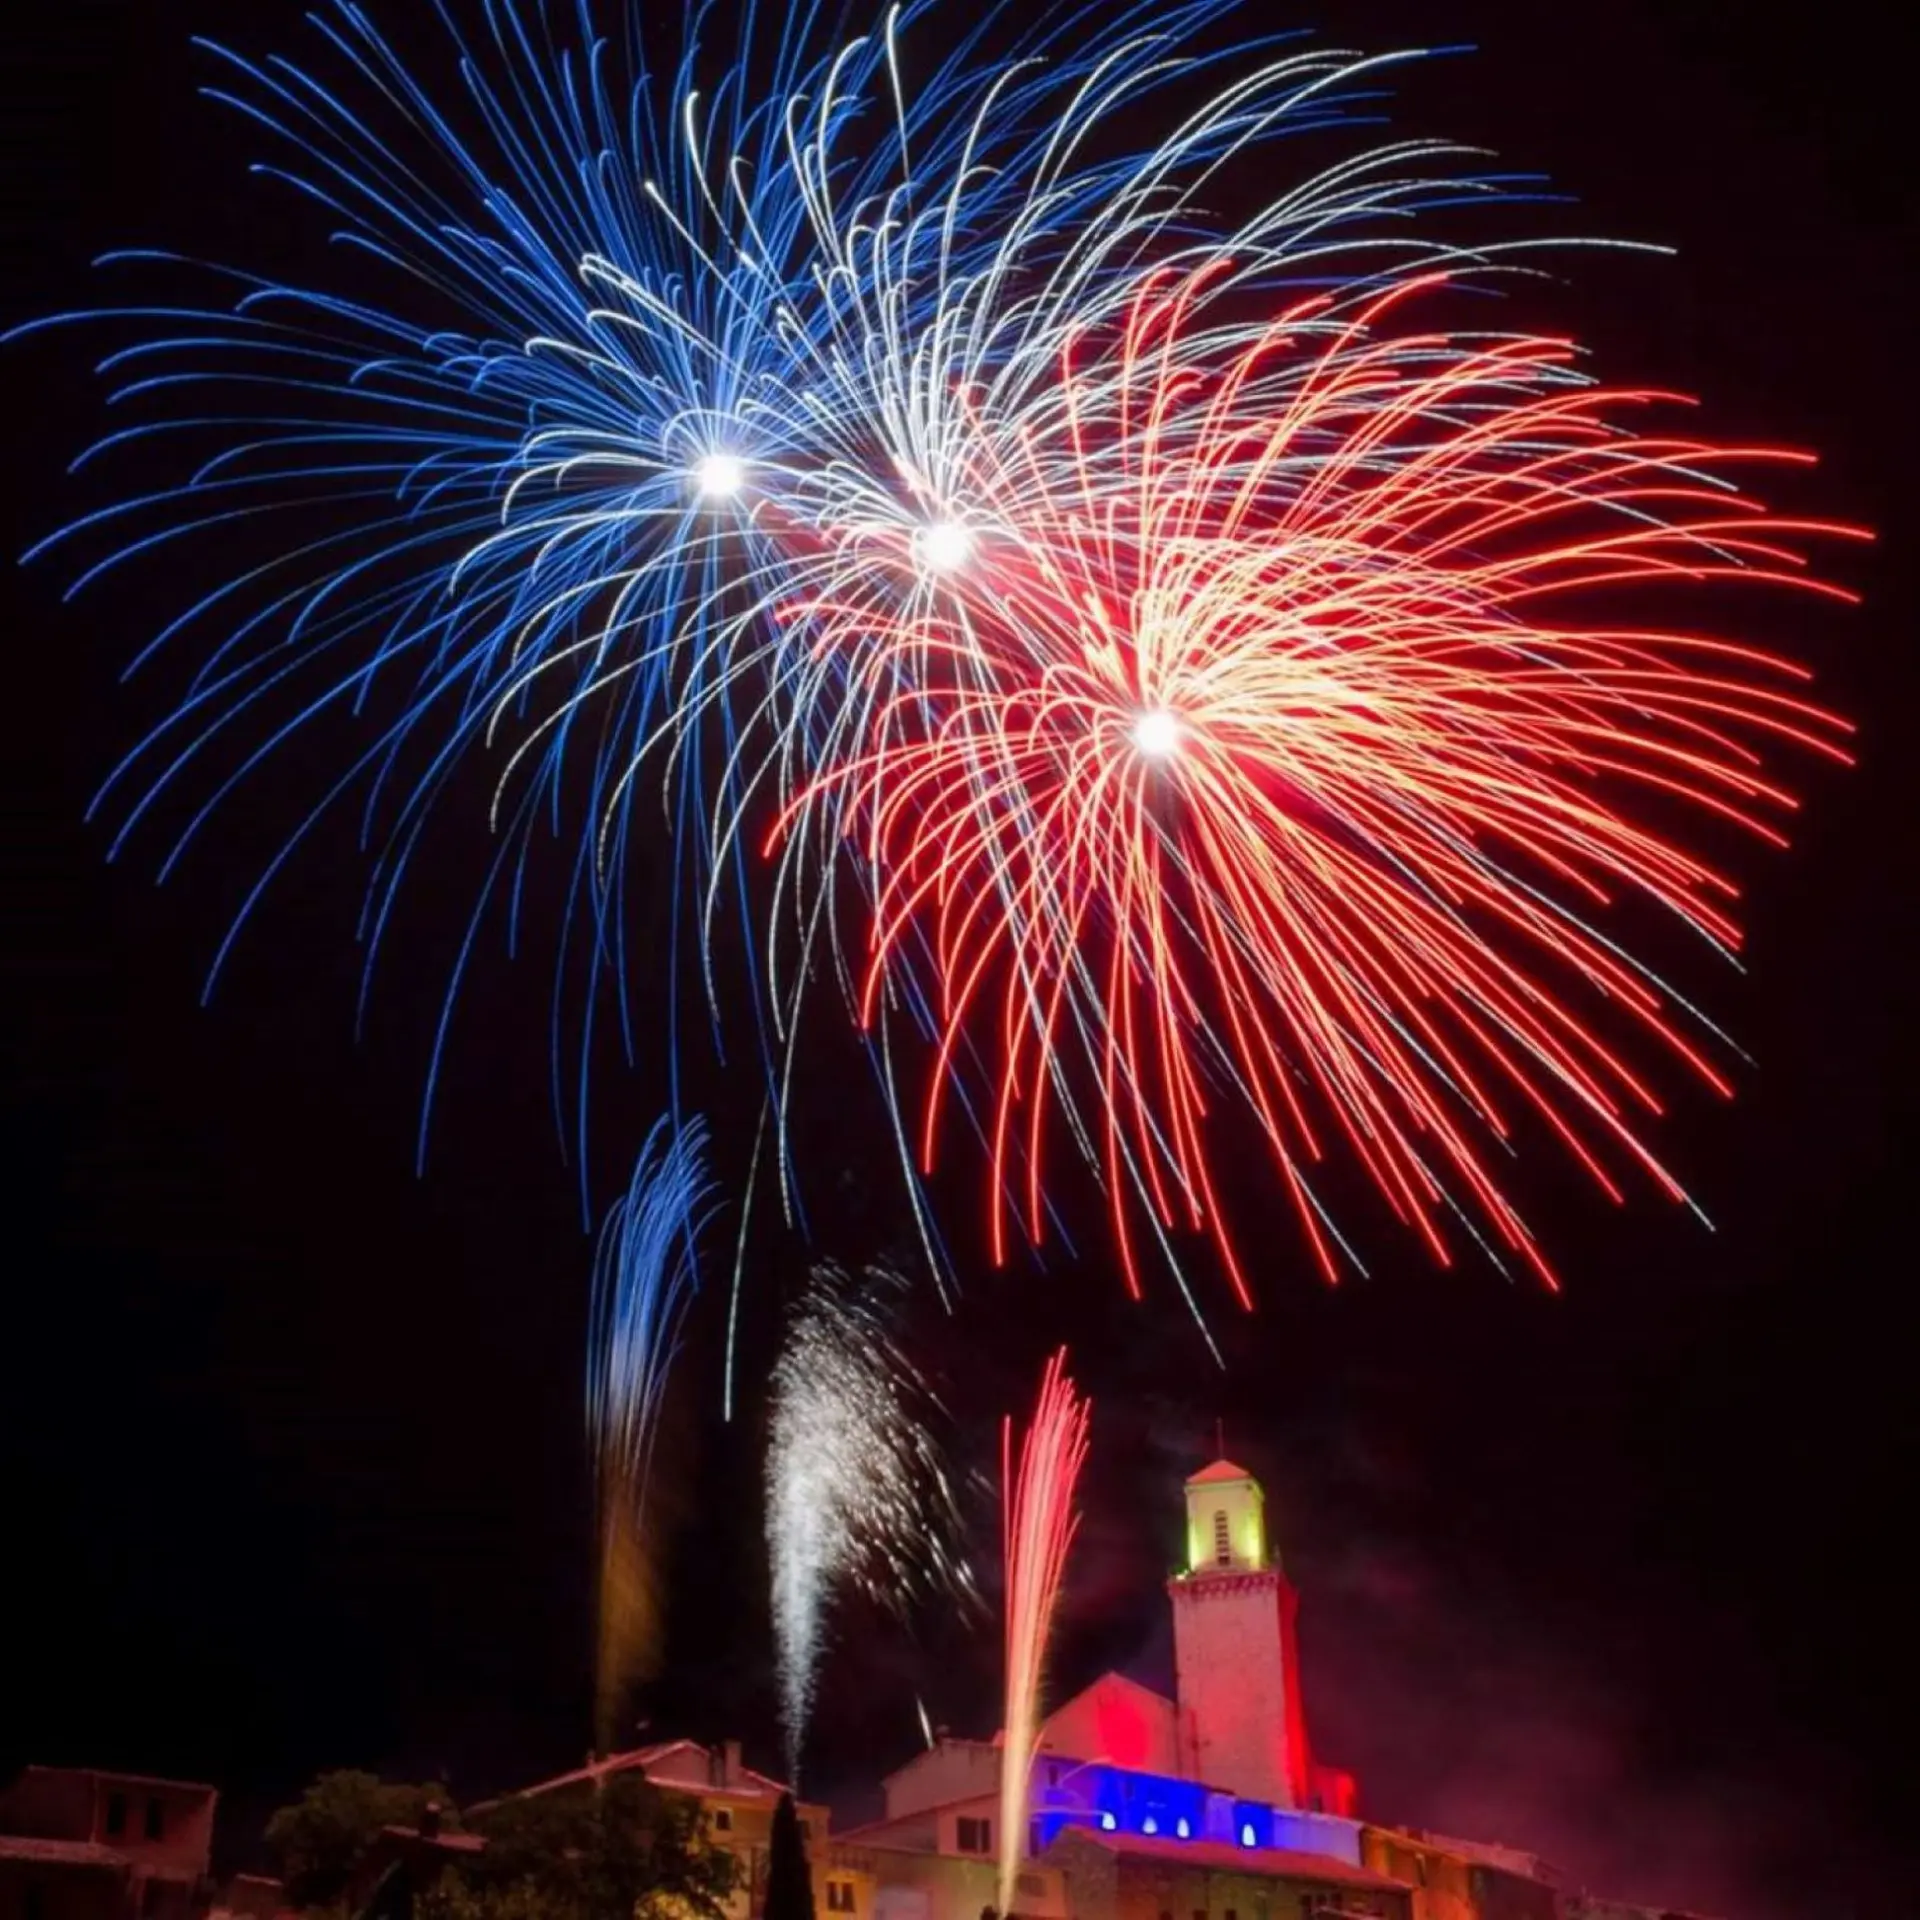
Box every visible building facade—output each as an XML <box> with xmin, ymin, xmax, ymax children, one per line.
<box><xmin>0</xmin><ymin>1769</ymin><xmax>217</xmax><ymax>1920</ymax></box>
<box><xmin>484</xmin><ymin>1739</ymin><xmax>840</xmax><ymax>1920</ymax></box>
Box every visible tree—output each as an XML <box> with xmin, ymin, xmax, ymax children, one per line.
<box><xmin>763</xmin><ymin>1793</ymin><xmax>814</xmax><ymax>1920</ymax></box>
<box><xmin>423</xmin><ymin>1774</ymin><xmax>736</xmax><ymax>1920</ymax></box>
<box><xmin>265</xmin><ymin>1772</ymin><xmax>459</xmax><ymax>1910</ymax></box>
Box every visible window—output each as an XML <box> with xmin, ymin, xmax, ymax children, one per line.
<box><xmin>956</xmin><ymin>1816</ymin><xmax>992</xmax><ymax>1855</ymax></box>
<box><xmin>1225</xmin><ymin>1908</ymin><xmax>1238</xmax><ymax>1920</ymax></box>
<box><xmin>1016</xmin><ymin>1878</ymin><xmax>1043</xmax><ymax>1899</ymax></box>
<box><xmin>145</xmin><ymin>1798</ymin><xmax>165</xmax><ymax>1841</ymax></box>
<box><xmin>826</xmin><ymin>1884</ymin><xmax>856</xmax><ymax>1913</ymax></box>
<box><xmin>1160</xmin><ymin>1909</ymin><xmax>1175</xmax><ymax>1920</ymax></box>
<box><xmin>24</xmin><ymin>1883</ymin><xmax>45</xmax><ymax>1920</ymax></box>
<box><xmin>106</xmin><ymin>1792</ymin><xmax>127</xmax><ymax>1837</ymax></box>
<box><xmin>1028</xmin><ymin>1821</ymin><xmax>1042</xmax><ymax>1859</ymax></box>
<box><xmin>1213</xmin><ymin>1510</ymin><xmax>1231</xmax><ymax>1565</ymax></box>
<box><xmin>711</xmin><ymin>1807</ymin><xmax>733</xmax><ymax>1833</ymax></box>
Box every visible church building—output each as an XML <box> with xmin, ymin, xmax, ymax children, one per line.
<box><xmin>839</xmin><ymin>1458</ymin><xmax>1402</xmax><ymax>1920</ymax></box>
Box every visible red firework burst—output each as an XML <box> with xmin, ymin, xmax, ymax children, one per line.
<box><xmin>774</xmin><ymin>272</ymin><xmax>1863</xmax><ymax>1302</ymax></box>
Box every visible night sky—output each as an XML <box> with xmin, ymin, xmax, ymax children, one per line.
<box><xmin>2</xmin><ymin>5</ymin><xmax>1915</xmax><ymax>1919</ymax></box>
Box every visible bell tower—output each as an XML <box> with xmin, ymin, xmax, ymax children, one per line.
<box><xmin>1168</xmin><ymin>1459</ymin><xmax>1314</xmax><ymax>1808</ymax></box>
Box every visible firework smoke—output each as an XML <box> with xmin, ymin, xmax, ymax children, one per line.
<box><xmin>999</xmin><ymin>1352</ymin><xmax>1091</xmax><ymax>1918</ymax></box>
<box><xmin>765</xmin><ymin>1264</ymin><xmax>974</xmax><ymax>1781</ymax></box>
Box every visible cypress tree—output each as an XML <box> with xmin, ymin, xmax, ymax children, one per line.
<box><xmin>764</xmin><ymin>1793</ymin><xmax>815</xmax><ymax>1920</ymax></box>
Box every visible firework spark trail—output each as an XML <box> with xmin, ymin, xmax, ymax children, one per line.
<box><xmin>587</xmin><ymin>1117</ymin><xmax>714</xmax><ymax>1753</ymax></box>
<box><xmin>765</xmin><ymin>1263</ymin><xmax>975</xmax><ymax>1782</ymax></box>
<box><xmin>776</xmin><ymin>269</ymin><xmax>1863</xmax><ymax>1305</ymax></box>
<box><xmin>998</xmin><ymin>1351</ymin><xmax>1090</xmax><ymax>1920</ymax></box>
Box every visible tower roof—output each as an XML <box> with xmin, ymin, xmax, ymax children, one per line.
<box><xmin>1187</xmin><ymin>1457</ymin><xmax>1255</xmax><ymax>1485</ymax></box>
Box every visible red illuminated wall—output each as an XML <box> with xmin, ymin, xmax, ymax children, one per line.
<box><xmin>1169</xmin><ymin>1569</ymin><xmax>1306</xmax><ymax>1807</ymax></box>
<box><xmin>1039</xmin><ymin>1675</ymin><xmax>1181</xmax><ymax>1775</ymax></box>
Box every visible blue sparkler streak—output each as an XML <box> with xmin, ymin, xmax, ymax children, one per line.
<box><xmin>587</xmin><ymin>1113</ymin><xmax>713</xmax><ymax>1489</ymax></box>
<box><xmin>586</xmin><ymin>1113</ymin><xmax>714</xmax><ymax>1738</ymax></box>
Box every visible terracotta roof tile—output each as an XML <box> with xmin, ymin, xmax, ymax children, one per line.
<box><xmin>1185</xmin><ymin>1460</ymin><xmax>1254</xmax><ymax>1486</ymax></box>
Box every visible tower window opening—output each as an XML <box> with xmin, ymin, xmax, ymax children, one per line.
<box><xmin>1213</xmin><ymin>1509</ymin><xmax>1231</xmax><ymax>1565</ymax></box>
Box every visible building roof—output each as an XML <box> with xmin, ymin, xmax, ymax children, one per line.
<box><xmin>879</xmin><ymin>1737</ymin><xmax>999</xmax><ymax>1789</ymax></box>
<box><xmin>1041</xmin><ymin>1670</ymin><xmax>1177</xmax><ymax>1728</ymax></box>
<box><xmin>10</xmin><ymin>1764</ymin><xmax>219</xmax><ymax>1798</ymax></box>
<box><xmin>0</xmin><ymin>1837</ymin><xmax>132</xmax><ymax>1870</ymax></box>
<box><xmin>1064</xmin><ymin>1828</ymin><xmax>1408</xmax><ymax>1893</ymax></box>
<box><xmin>1186</xmin><ymin>1459</ymin><xmax>1255</xmax><ymax>1486</ymax></box>
<box><xmin>476</xmin><ymin>1741</ymin><xmax>801</xmax><ymax>1814</ymax></box>
<box><xmin>1391</xmin><ymin>1829</ymin><xmax>1554</xmax><ymax>1880</ymax></box>
<box><xmin>834</xmin><ymin>1793</ymin><xmax>1000</xmax><ymax>1842</ymax></box>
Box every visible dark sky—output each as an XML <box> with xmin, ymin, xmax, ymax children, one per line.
<box><xmin>2</xmin><ymin>4</ymin><xmax>1915</xmax><ymax>1919</ymax></box>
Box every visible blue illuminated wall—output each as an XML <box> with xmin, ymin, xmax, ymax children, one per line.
<box><xmin>1026</xmin><ymin>1761</ymin><xmax>1359</xmax><ymax>1867</ymax></box>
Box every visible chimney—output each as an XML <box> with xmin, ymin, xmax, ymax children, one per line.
<box><xmin>722</xmin><ymin>1740</ymin><xmax>743</xmax><ymax>1787</ymax></box>
<box><xmin>420</xmin><ymin>1804</ymin><xmax>441</xmax><ymax>1841</ymax></box>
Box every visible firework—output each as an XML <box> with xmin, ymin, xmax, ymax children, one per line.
<box><xmin>588</xmin><ymin>1117</ymin><xmax>714</xmax><ymax>1752</ymax></box>
<box><xmin>765</xmin><ymin>1263</ymin><xmax>974</xmax><ymax>1782</ymax></box>
<box><xmin>778</xmin><ymin>268</ymin><xmax>1861</xmax><ymax>1308</ymax></box>
<box><xmin>998</xmin><ymin>1352</ymin><xmax>1090</xmax><ymax>1919</ymax></box>
<box><xmin>14</xmin><ymin>0</ymin><xmax>1855</xmax><ymax>1310</ymax></box>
